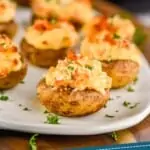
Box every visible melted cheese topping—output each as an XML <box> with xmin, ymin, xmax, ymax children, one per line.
<box><xmin>31</xmin><ymin>0</ymin><xmax>93</xmax><ymax>24</ymax></box>
<box><xmin>24</xmin><ymin>20</ymin><xmax>78</xmax><ymax>50</ymax></box>
<box><xmin>0</xmin><ymin>0</ymin><xmax>16</xmax><ymax>23</ymax></box>
<box><xmin>0</xmin><ymin>35</ymin><xmax>23</xmax><ymax>78</ymax></box>
<box><xmin>83</xmin><ymin>15</ymin><xmax>135</xmax><ymax>40</ymax></box>
<box><xmin>81</xmin><ymin>30</ymin><xmax>140</xmax><ymax>64</ymax></box>
<box><xmin>45</xmin><ymin>52</ymin><xmax>112</xmax><ymax>94</ymax></box>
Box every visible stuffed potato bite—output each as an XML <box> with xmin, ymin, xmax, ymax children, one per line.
<box><xmin>0</xmin><ymin>0</ymin><xmax>17</xmax><ymax>38</ymax></box>
<box><xmin>81</xmin><ymin>27</ymin><xmax>140</xmax><ymax>88</ymax></box>
<box><xmin>21</xmin><ymin>20</ymin><xmax>78</xmax><ymax>68</ymax></box>
<box><xmin>0</xmin><ymin>35</ymin><xmax>27</xmax><ymax>89</ymax></box>
<box><xmin>37</xmin><ymin>52</ymin><xmax>111</xmax><ymax>117</ymax></box>
<box><xmin>31</xmin><ymin>0</ymin><xmax>93</xmax><ymax>30</ymax></box>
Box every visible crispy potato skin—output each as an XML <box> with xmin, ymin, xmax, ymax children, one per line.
<box><xmin>20</xmin><ymin>39</ymin><xmax>69</xmax><ymax>68</ymax></box>
<box><xmin>0</xmin><ymin>62</ymin><xmax>27</xmax><ymax>90</ymax></box>
<box><xmin>0</xmin><ymin>21</ymin><xmax>17</xmax><ymax>39</ymax></box>
<box><xmin>102</xmin><ymin>60</ymin><xmax>139</xmax><ymax>88</ymax></box>
<box><xmin>37</xmin><ymin>80</ymin><xmax>109</xmax><ymax>117</ymax></box>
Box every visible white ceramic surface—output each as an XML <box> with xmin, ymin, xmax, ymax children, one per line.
<box><xmin>0</xmin><ymin>8</ymin><xmax>150</xmax><ymax>135</ymax></box>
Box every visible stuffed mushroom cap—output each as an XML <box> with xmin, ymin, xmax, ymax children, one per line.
<box><xmin>37</xmin><ymin>51</ymin><xmax>112</xmax><ymax>116</ymax></box>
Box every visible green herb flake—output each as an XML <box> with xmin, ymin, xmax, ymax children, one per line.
<box><xmin>113</xmin><ymin>33</ymin><xmax>120</xmax><ymax>39</ymax></box>
<box><xmin>133</xmin><ymin>27</ymin><xmax>147</xmax><ymax>46</ymax></box>
<box><xmin>85</xmin><ymin>65</ymin><xmax>93</xmax><ymax>70</ymax></box>
<box><xmin>29</xmin><ymin>133</ymin><xmax>39</xmax><ymax>150</ymax></box>
<box><xmin>44</xmin><ymin>110</ymin><xmax>49</xmax><ymax>114</ymax></box>
<box><xmin>0</xmin><ymin>95</ymin><xmax>9</xmax><ymax>101</ymax></box>
<box><xmin>111</xmin><ymin>132</ymin><xmax>118</xmax><ymax>141</ymax></box>
<box><xmin>45</xmin><ymin>114</ymin><xmax>60</xmax><ymax>124</ymax></box>
<box><xmin>23</xmin><ymin>107</ymin><xmax>31</xmax><ymax>111</ymax></box>
<box><xmin>20</xmin><ymin>80</ymin><xmax>25</xmax><ymax>84</ymax></box>
<box><xmin>109</xmin><ymin>98</ymin><xmax>114</xmax><ymax>101</ymax></box>
<box><xmin>127</xmin><ymin>86</ymin><xmax>134</xmax><ymax>92</ymax></box>
<box><xmin>68</xmin><ymin>66</ymin><xmax>74</xmax><ymax>71</ymax></box>
<box><xmin>133</xmin><ymin>77</ymin><xmax>138</xmax><ymax>84</ymax></box>
<box><xmin>123</xmin><ymin>101</ymin><xmax>131</xmax><ymax>107</ymax></box>
<box><xmin>105</xmin><ymin>114</ymin><xmax>115</xmax><ymax>118</ymax></box>
<box><xmin>130</xmin><ymin>103</ymin><xmax>140</xmax><ymax>109</ymax></box>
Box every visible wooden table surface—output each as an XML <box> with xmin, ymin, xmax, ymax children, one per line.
<box><xmin>1</xmin><ymin>1</ymin><xmax>150</xmax><ymax>150</ymax></box>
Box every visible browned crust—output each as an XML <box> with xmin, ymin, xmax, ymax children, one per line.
<box><xmin>102</xmin><ymin>60</ymin><xmax>139</xmax><ymax>88</ymax></box>
<box><xmin>20</xmin><ymin>39</ymin><xmax>69</xmax><ymax>68</ymax></box>
<box><xmin>37</xmin><ymin>79</ymin><xmax>109</xmax><ymax>117</ymax></box>
<box><xmin>0</xmin><ymin>62</ymin><xmax>27</xmax><ymax>90</ymax></box>
<box><xmin>0</xmin><ymin>21</ymin><xmax>17</xmax><ymax>39</ymax></box>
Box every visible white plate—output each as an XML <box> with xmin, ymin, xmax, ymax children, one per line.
<box><xmin>0</xmin><ymin>8</ymin><xmax>150</xmax><ymax>135</ymax></box>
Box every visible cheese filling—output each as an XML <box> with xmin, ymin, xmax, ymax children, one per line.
<box><xmin>81</xmin><ymin>30</ymin><xmax>140</xmax><ymax>64</ymax></box>
<box><xmin>0</xmin><ymin>0</ymin><xmax>16</xmax><ymax>23</ymax></box>
<box><xmin>83</xmin><ymin>15</ymin><xmax>135</xmax><ymax>41</ymax></box>
<box><xmin>24</xmin><ymin>20</ymin><xmax>78</xmax><ymax>50</ymax></box>
<box><xmin>0</xmin><ymin>35</ymin><xmax>22</xmax><ymax>78</ymax></box>
<box><xmin>45</xmin><ymin>52</ymin><xmax>112</xmax><ymax>94</ymax></box>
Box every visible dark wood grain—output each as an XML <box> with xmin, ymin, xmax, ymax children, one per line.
<box><xmin>0</xmin><ymin>0</ymin><xmax>150</xmax><ymax>149</ymax></box>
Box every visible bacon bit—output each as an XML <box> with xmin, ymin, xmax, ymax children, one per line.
<box><xmin>104</xmin><ymin>34</ymin><xmax>116</xmax><ymax>45</ymax></box>
<box><xmin>0</xmin><ymin>3</ymin><xmax>6</xmax><ymax>12</ymax></box>
<box><xmin>13</xmin><ymin>59</ymin><xmax>18</xmax><ymax>65</ymax></box>
<box><xmin>42</xmin><ymin>41</ymin><xmax>48</xmax><ymax>45</ymax></box>
<box><xmin>0</xmin><ymin>46</ymin><xmax>5</xmax><ymax>52</ymax></box>
<box><xmin>55</xmin><ymin>80</ymin><xmax>69</xmax><ymax>87</ymax></box>
<box><xmin>10</xmin><ymin>46</ymin><xmax>17</xmax><ymax>52</ymax></box>
<box><xmin>67</xmin><ymin>50</ymin><xmax>78</xmax><ymax>61</ymax></box>
<box><xmin>122</xmin><ymin>40</ymin><xmax>129</xmax><ymax>48</ymax></box>
<box><xmin>34</xmin><ymin>20</ymin><xmax>52</xmax><ymax>32</ymax></box>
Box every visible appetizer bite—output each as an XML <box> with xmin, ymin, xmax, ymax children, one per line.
<box><xmin>31</xmin><ymin>0</ymin><xmax>93</xmax><ymax>30</ymax></box>
<box><xmin>37</xmin><ymin>51</ymin><xmax>111</xmax><ymax>117</ymax></box>
<box><xmin>83</xmin><ymin>15</ymin><xmax>135</xmax><ymax>41</ymax></box>
<box><xmin>21</xmin><ymin>20</ymin><xmax>78</xmax><ymax>67</ymax></box>
<box><xmin>0</xmin><ymin>35</ymin><xmax>27</xmax><ymax>89</ymax></box>
<box><xmin>0</xmin><ymin>0</ymin><xmax>17</xmax><ymax>38</ymax></box>
<box><xmin>81</xmin><ymin>29</ymin><xmax>140</xmax><ymax>88</ymax></box>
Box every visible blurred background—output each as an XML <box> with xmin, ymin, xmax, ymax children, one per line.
<box><xmin>15</xmin><ymin>0</ymin><xmax>150</xmax><ymax>26</ymax></box>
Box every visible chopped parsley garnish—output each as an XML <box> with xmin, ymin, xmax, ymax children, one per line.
<box><xmin>44</xmin><ymin>110</ymin><xmax>49</xmax><ymax>114</ymax></box>
<box><xmin>133</xmin><ymin>77</ymin><xmax>138</xmax><ymax>84</ymax></box>
<box><xmin>111</xmin><ymin>132</ymin><xmax>118</xmax><ymax>141</ymax></box>
<box><xmin>104</xmin><ymin>104</ymin><xmax>107</xmax><ymax>108</ymax></box>
<box><xmin>113</xmin><ymin>33</ymin><xmax>120</xmax><ymax>39</ymax></box>
<box><xmin>29</xmin><ymin>133</ymin><xmax>39</xmax><ymax>150</ymax></box>
<box><xmin>127</xmin><ymin>86</ymin><xmax>134</xmax><ymax>92</ymax></box>
<box><xmin>50</xmin><ymin>18</ymin><xmax>57</xmax><ymax>24</ymax></box>
<box><xmin>23</xmin><ymin>107</ymin><xmax>31</xmax><ymax>111</ymax></box>
<box><xmin>123</xmin><ymin>101</ymin><xmax>140</xmax><ymax>109</ymax></box>
<box><xmin>133</xmin><ymin>27</ymin><xmax>147</xmax><ymax>46</ymax></box>
<box><xmin>115</xmin><ymin>110</ymin><xmax>119</xmax><ymax>113</ymax></box>
<box><xmin>123</xmin><ymin>101</ymin><xmax>131</xmax><ymax>107</ymax></box>
<box><xmin>20</xmin><ymin>80</ymin><xmax>25</xmax><ymax>84</ymax></box>
<box><xmin>0</xmin><ymin>95</ymin><xmax>9</xmax><ymax>101</ymax></box>
<box><xmin>19</xmin><ymin>104</ymin><xmax>22</xmax><ymax>107</ymax></box>
<box><xmin>68</xmin><ymin>66</ymin><xmax>74</xmax><ymax>71</ymax></box>
<box><xmin>130</xmin><ymin>103</ymin><xmax>140</xmax><ymax>109</ymax></box>
<box><xmin>85</xmin><ymin>65</ymin><xmax>93</xmax><ymax>70</ymax></box>
<box><xmin>105</xmin><ymin>114</ymin><xmax>115</xmax><ymax>118</ymax></box>
<box><xmin>109</xmin><ymin>97</ymin><xmax>114</xmax><ymax>101</ymax></box>
<box><xmin>45</xmin><ymin>114</ymin><xmax>60</xmax><ymax>124</ymax></box>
